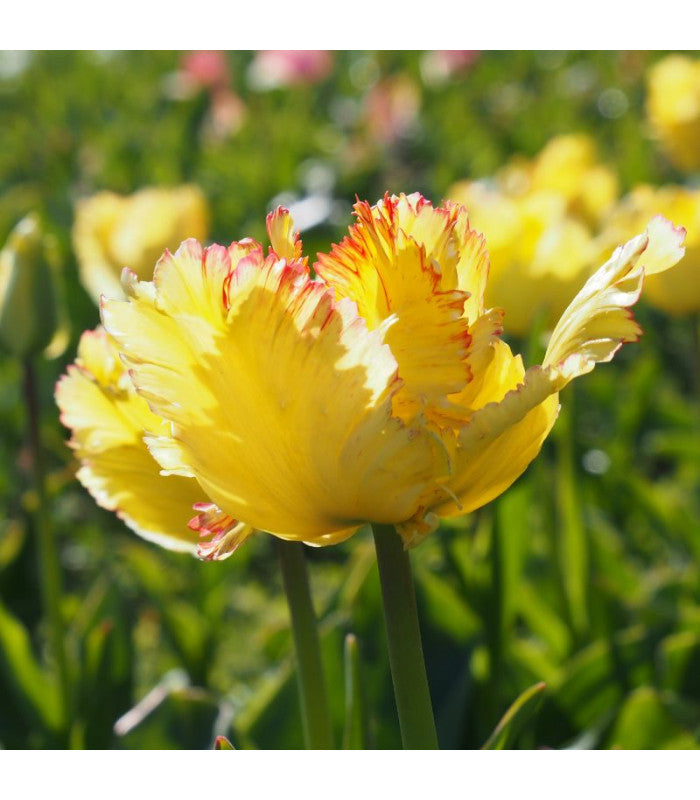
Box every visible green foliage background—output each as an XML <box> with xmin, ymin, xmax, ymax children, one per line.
<box><xmin>0</xmin><ymin>50</ymin><xmax>698</xmax><ymax>749</ymax></box>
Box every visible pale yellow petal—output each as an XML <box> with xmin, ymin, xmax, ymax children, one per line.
<box><xmin>56</xmin><ymin>328</ymin><xmax>204</xmax><ymax>553</ymax></box>
<box><xmin>600</xmin><ymin>185</ymin><xmax>700</xmax><ymax>315</ymax></box>
<box><xmin>419</xmin><ymin>215</ymin><xmax>687</xmax><ymax>534</ymax></box>
<box><xmin>73</xmin><ymin>193</ymin><xmax>127</xmax><ymax>302</ymax></box>
<box><xmin>447</xmin><ymin>181</ymin><xmax>597</xmax><ymax>336</ymax></box>
<box><xmin>544</xmin><ymin>216</ymin><xmax>686</xmax><ymax>384</ymax></box>
<box><xmin>430</xmin><ymin>345</ymin><xmax>559</xmax><ymax>523</ymax></box>
<box><xmin>396</xmin><ymin>341</ymin><xmax>559</xmax><ymax>547</ymax></box>
<box><xmin>529</xmin><ymin>133</ymin><xmax>619</xmax><ymax>222</ymax></box>
<box><xmin>266</xmin><ymin>207</ymin><xmax>303</xmax><ymax>263</ymax></box>
<box><xmin>646</xmin><ymin>55</ymin><xmax>700</xmax><ymax>172</ymax></box>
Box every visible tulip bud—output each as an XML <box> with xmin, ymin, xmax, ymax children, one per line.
<box><xmin>0</xmin><ymin>214</ymin><xmax>59</xmax><ymax>358</ymax></box>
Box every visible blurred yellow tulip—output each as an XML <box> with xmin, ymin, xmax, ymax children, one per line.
<box><xmin>501</xmin><ymin>133</ymin><xmax>619</xmax><ymax>223</ymax></box>
<box><xmin>602</xmin><ymin>185</ymin><xmax>700</xmax><ymax>314</ymax></box>
<box><xmin>646</xmin><ymin>54</ymin><xmax>700</xmax><ymax>173</ymax></box>
<box><xmin>58</xmin><ymin>194</ymin><xmax>685</xmax><ymax>558</ymax></box>
<box><xmin>448</xmin><ymin>181</ymin><xmax>603</xmax><ymax>336</ymax></box>
<box><xmin>72</xmin><ymin>185</ymin><xmax>209</xmax><ymax>303</ymax></box>
<box><xmin>449</xmin><ymin>134</ymin><xmax>617</xmax><ymax>336</ymax></box>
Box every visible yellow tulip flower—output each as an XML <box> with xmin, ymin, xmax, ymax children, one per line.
<box><xmin>646</xmin><ymin>55</ymin><xmax>700</xmax><ymax>172</ymax></box>
<box><xmin>59</xmin><ymin>194</ymin><xmax>685</xmax><ymax>558</ymax></box>
<box><xmin>72</xmin><ymin>185</ymin><xmax>209</xmax><ymax>303</ymax></box>
<box><xmin>448</xmin><ymin>134</ymin><xmax>617</xmax><ymax>336</ymax></box>
<box><xmin>500</xmin><ymin>133</ymin><xmax>619</xmax><ymax>224</ymax></box>
<box><xmin>602</xmin><ymin>185</ymin><xmax>700</xmax><ymax>315</ymax></box>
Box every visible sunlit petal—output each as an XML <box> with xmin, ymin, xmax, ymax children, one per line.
<box><xmin>315</xmin><ymin>193</ymin><xmax>488</xmax><ymax>426</ymax></box>
<box><xmin>544</xmin><ymin>216</ymin><xmax>686</xmax><ymax>384</ymax></box>
<box><xmin>102</xmin><ymin>239</ymin><xmax>449</xmax><ymax>540</ymax></box>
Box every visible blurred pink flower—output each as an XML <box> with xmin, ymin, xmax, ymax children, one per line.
<box><xmin>205</xmin><ymin>88</ymin><xmax>247</xmax><ymax>140</ymax></box>
<box><xmin>248</xmin><ymin>50</ymin><xmax>332</xmax><ymax>90</ymax></box>
<box><xmin>364</xmin><ymin>75</ymin><xmax>421</xmax><ymax>145</ymax></box>
<box><xmin>166</xmin><ymin>52</ymin><xmax>245</xmax><ymax>140</ymax></box>
<box><xmin>181</xmin><ymin>50</ymin><xmax>230</xmax><ymax>91</ymax></box>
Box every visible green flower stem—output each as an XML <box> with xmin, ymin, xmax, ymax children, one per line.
<box><xmin>275</xmin><ymin>538</ymin><xmax>333</xmax><ymax>749</ymax></box>
<box><xmin>22</xmin><ymin>358</ymin><xmax>70</xmax><ymax>730</ymax></box>
<box><xmin>371</xmin><ymin>523</ymin><xmax>438</xmax><ymax>749</ymax></box>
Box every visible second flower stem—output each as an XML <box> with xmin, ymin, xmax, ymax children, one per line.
<box><xmin>275</xmin><ymin>538</ymin><xmax>333</xmax><ymax>749</ymax></box>
<box><xmin>372</xmin><ymin>523</ymin><xmax>438</xmax><ymax>749</ymax></box>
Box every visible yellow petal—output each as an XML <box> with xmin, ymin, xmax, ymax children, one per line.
<box><xmin>73</xmin><ymin>186</ymin><xmax>209</xmax><ymax>303</ymax></box>
<box><xmin>315</xmin><ymin>194</ymin><xmax>489</xmax><ymax>425</ymax></box>
<box><xmin>266</xmin><ymin>207</ymin><xmax>303</xmax><ymax>263</ymax></box>
<box><xmin>56</xmin><ymin>328</ymin><xmax>205</xmax><ymax>552</ymax></box>
<box><xmin>602</xmin><ymin>185</ymin><xmax>700</xmax><ymax>315</ymax></box>
<box><xmin>420</xmin><ymin>343</ymin><xmax>559</xmax><ymax>530</ymax></box>
<box><xmin>448</xmin><ymin>181</ymin><xmax>603</xmax><ymax>336</ymax></box>
<box><xmin>102</xmin><ymin>240</ymin><xmax>448</xmax><ymax>541</ymax></box>
<box><xmin>529</xmin><ymin>133</ymin><xmax>619</xmax><ymax>222</ymax></box>
<box><xmin>544</xmin><ymin>216</ymin><xmax>686</xmax><ymax>384</ymax></box>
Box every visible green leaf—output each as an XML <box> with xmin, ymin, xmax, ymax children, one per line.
<box><xmin>555</xmin><ymin>401</ymin><xmax>589</xmax><ymax>638</ymax></box>
<box><xmin>0</xmin><ymin>601</ymin><xmax>61</xmax><ymax>734</ymax></box>
<box><xmin>517</xmin><ymin>582</ymin><xmax>572</xmax><ymax>660</ymax></box>
<box><xmin>0</xmin><ymin>519</ymin><xmax>25</xmax><ymax>571</ymax></box>
<box><xmin>482</xmin><ymin>682</ymin><xmax>546</xmax><ymax>749</ymax></box>
<box><xmin>160</xmin><ymin>601</ymin><xmax>212</xmax><ymax>683</ymax></box>
<box><xmin>658</xmin><ymin>631</ymin><xmax>700</xmax><ymax>697</ymax></box>
<box><xmin>235</xmin><ymin>623</ymin><xmax>346</xmax><ymax>750</ymax></box>
<box><xmin>553</xmin><ymin>628</ymin><xmax>654</xmax><ymax>731</ymax></box>
<box><xmin>608</xmin><ymin>687</ymin><xmax>700</xmax><ymax>749</ymax></box>
<box><xmin>77</xmin><ymin>616</ymin><xmax>133</xmax><ymax>749</ymax></box>
<box><xmin>415</xmin><ymin>564</ymin><xmax>481</xmax><ymax>644</ymax></box>
<box><xmin>494</xmin><ymin>484</ymin><xmax>531</xmax><ymax>635</ymax></box>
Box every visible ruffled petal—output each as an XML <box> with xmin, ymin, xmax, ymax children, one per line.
<box><xmin>56</xmin><ymin>328</ymin><xmax>204</xmax><ymax>552</ymax></box>
<box><xmin>427</xmin><ymin>216</ymin><xmax>686</xmax><ymax>525</ymax></box>
<box><xmin>544</xmin><ymin>216</ymin><xmax>686</xmax><ymax>384</ymax></box>
<box><xmin>102</xmin><ymin>240</ymin><xmax>448</xmax><ymax>541</ymax></box>
<box><xmin>315</xmin><ymin>193</ymin><xmax>480</xmax><ymax>425</ymax></box>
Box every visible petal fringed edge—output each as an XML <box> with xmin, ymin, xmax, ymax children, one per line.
<box><xmin>315</xmin><ymin>194</ymin><xmax>475</xmax><ymax>425</ymax></box>
<box><xmin>544</xmin><ymin>216</ymin><xmax>686</xmax><ymax>384</ymax></box>
<box><xmin>56</xmin><ymin>328</ymin><xmax>204</xmax><ymax>552</ymax></box>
